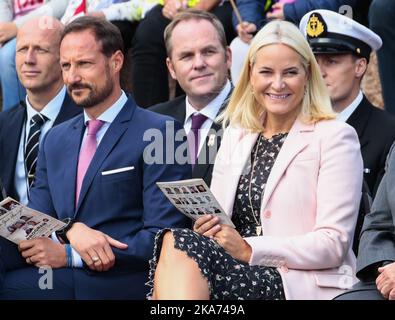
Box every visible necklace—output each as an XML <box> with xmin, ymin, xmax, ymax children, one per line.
<box><xmin>248</xmin><ymin>134</ymin><xmax>263</xmax><ymax>236</ymax></box>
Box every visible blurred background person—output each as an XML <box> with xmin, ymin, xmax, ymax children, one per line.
<box><xmin>230</xmin><ymin>0</ymin><xmax>370</xmax><ymax>84</ymax></box>
<box><xmin>0</xmin><ymin>0</ymin><xmax>69</xmax><ymax>111</ymax></box>
<box><xmin>61</xmin><ymin>0</ymin><xmax>158</xmax><ymax>52</ymax></box>
<box><xmin>369</xmin><ymin>0</ymin><xmax>395</xmax><ymax>116</ymax></box>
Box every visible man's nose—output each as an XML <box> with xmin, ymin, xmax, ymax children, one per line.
<box><xmin>25</xmin><ymin>48</ymin><xmax>36</xmax><ymax>65</ymax></box>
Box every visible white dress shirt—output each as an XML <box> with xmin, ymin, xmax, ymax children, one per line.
<box><xmin>336</xmin><ymin>90</ymin><xmax>363</xmax><ymax>122</ymax></box>
<box><xmin>15</xmin><ymin>86</ymin><xmax>66</xmax><ymax>205</ymax></box>
<box><xmin>80</xmin><ymin>91</ymin><xmax>127</xmax><ymax>148</ymax></box>
<box><xmin>184</xmin><ymin>81</ymin><xmax>231</xmax><ymax>154</ymax></box>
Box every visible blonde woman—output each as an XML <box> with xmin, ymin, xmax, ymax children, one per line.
<box><xmin>148</xmin><ymin>20</ymin><xmax>363</xmax><ymax>300</ymax></box>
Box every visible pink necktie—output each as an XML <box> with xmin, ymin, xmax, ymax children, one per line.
<box><xmin>76</xmin><ymin>119</ymin><xmax>104</xmax><ymax>205</ymax></box>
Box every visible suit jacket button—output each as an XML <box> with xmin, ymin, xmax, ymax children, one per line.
<box><xmin>263</xmin><ymin>210</ymin><xmax>271</xmax><ymax>219</ymax></box>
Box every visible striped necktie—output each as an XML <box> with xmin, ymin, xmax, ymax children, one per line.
<box><xmin>25</xmin><ymin>113</ymin><xmax>48</xmax><ymax>188</ymax></box>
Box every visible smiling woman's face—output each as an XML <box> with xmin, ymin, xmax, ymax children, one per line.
<box><xmin>250</xmin><ymin>43</ymin><xmax>308</xmax><ymax>120</ymax></box>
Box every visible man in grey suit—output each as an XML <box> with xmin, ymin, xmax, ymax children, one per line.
<box><xmin>337</xmin><ymin>143</ymin><xmax>395</xmax><ymax>300</ymax></box>
<box><xmin>149</xmin><ymin>9</ymin><xmax>232</xmax><ymax>186</ymax></box>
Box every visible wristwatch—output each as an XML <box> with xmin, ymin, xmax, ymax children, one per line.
<box><xmin>55</xmin><ymin>218</ymin><xmax>75</xmax><ymax>244</ymax></box>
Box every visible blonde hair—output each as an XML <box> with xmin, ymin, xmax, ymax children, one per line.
<box><xmin>222</xmin><ymin>20</ymin><xmax>335</xmax><ymax>132</ymax></box>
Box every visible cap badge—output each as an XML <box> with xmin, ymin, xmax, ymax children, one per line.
<box><xmin>307</xmin><ymin>13</ymin><xmax>327</xmax><ymax>38</ymax></box>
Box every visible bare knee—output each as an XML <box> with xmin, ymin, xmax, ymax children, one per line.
<box><xmin>158</xmin><ymin>231</ymin><xmax>183</xmax><ymax>265</ymax></box>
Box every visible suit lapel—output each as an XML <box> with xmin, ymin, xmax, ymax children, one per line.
<box><xmin>193</xmin><ymin>121</ymin><xmax>222</xmax><ymax>179</ymax></box>
<box><xmin>346</xmin><ymin>96</ymin><xmax>371</xmax><ymax>149</ymax></box>
<box><xmin>260</xmin><ymin>119</ymin><xmax>312</xmax><ymax>210</ymax></box>
<box><xmin>75</xmin><ymin>99</ymin><xmax>134</xmax><ymax>213</ymax></box>
<box><xmin>172</xmin><ymin>99</ymin><xmax>186</xmax><ymax>124</ymax></box>
<box><xmin>61</xmin><ymin>116</ymin><xmax>85</xmax><ymax>217</ymax></box>
<box><xmin>221</xmin><ymin>130</ymin><xmax>259</xmax><ymax>216</ymax></box>
<box><xmin>3</xmin><ymin>104</ymin><xmax>26</xmax><ymax>197</ymax></box>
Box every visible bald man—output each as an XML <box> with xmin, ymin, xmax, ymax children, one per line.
<box><xmin>0</xmin><ymin>17</ymin><xmax>81</xmax><ymax>205</ymax></box>
<box><xmin>0</xmin><ymin>17</ymin><xmax>81</xmax><ymax>298</ymax></box>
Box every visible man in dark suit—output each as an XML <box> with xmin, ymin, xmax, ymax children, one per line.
<box><xmin>0</xmin><ymin>16</ymin><xmax>190</xmax><ymax>299</ymax></box>
<box><xmin>150</xmin><ymin>10</ymin><xmax>232</xmax><ymax>186</ymax></box>
<box><xmin>0</xmin><ymin>17</ymin><xmax>81</xmax><ymax>204</ymax></box>
<box><xmin>300</xmin><ymin>10</ymin><xmax>395</xmax><ymax>253</ymax></box>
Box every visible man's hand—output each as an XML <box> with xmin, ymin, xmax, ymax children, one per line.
<box><xmin>19</xmin><ymin>238</ymin><xmax>67</xmax><ymax>268</ymax></box>
<box><xmin>162</xmin><ymin>0</ymin><xmax>187</xmax><ymax>20</ymax></box>
<box><xmin>66</xmin><ymin>222</ymin><xmax>128</xmax><ymax>272</ymax></box>
<box><xmin>214</xmin><ymin>225</ymin><xmax>252</xmax><ymax>263</ymax></box>
<box><xmin>266</xmin><ymin>3</ymin><xmax>285</xmax><ymax>20</ymax></box>
<box><xmin>0</xmin><ymin>22</ymin><xmax>17</xmax><ymax>44</ymax></box>
<box><xmin>376</xmin><ymin>262</ymin><xmax>395</xmax><ymax>299</ymax></box>
<box><xmin>236</xmin><ymin>22</ymin><xmax>257</xmax><ymax>44</ymax></box>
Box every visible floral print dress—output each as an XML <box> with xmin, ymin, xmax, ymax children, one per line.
<box><xmin>147</xmin><ymin>133</ymin><xmax>288</xmax><ymax>300</ymax></box>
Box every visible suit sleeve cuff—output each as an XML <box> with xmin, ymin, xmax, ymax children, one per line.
<box><xmin>51</xmin><ymin>232</ymin><xmax>83</xmax><ymax>268</ymax></box>
<box><xmin>71</xmin><ymin>247</ymin><xmax>83</xmax><ymax>268</ymax></box>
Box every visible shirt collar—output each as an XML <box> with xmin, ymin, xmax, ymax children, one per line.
<box><xmin>25</xmin><ymin>86</ymin><xmax>66</xmax><ymax>124</ymax></box>
<box><xmin>336</xmin><ymin>90</ymin><xmax>363</xmax><ymax>122</ymax></box>
<box><xmin>185</xmin><ymin>80</ymin><xmax>231</xmax><ymax>124</ymax></box>
<box><xmin>83</xmin><ymin>91</ymin><xmax>128</xmax><ymax>125</ymax></box>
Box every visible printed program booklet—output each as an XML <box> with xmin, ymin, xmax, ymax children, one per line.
<box><xmin>0</xmin><ymin>197</ymin><xmax>66</xmax><ymax>244</ymax></box>
<box><xmin>157</xmin><ymin>178</ymin><xmax>235</xmax><ymax>227</ymax></box>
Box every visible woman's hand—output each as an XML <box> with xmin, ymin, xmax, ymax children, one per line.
<box><xmin>194</xmin><ymin>216</ymin><xmax>252</xmax><ymax>263</ymax></box>
<box><xmin>214</xmin><ymin>225</ymin><xmax>252</xmax><ymax>263</ymax></box>
<box><xmin>193</xmin><ymin>214</ymin><xmax>221</xmax><ymax>238</ymax></box>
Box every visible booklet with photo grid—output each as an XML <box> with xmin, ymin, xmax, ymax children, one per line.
<box><xmin>157</xmin><ymin>178</ymin><xmax>235</xmax><ymax>227</ymax></box>
<box><xmin>0</xmin><ymin>197</ymin><xmax>66</xmax><ymax>244</ymax></box>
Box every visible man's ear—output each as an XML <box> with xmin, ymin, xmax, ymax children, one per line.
<box><xmin>166</xmin><ymin>57</ymin><xmax>177</xmax><ymax>80</ymax></box>
<box><xmin>355</xmin><ymin>57</ymin><xmax>367</xmax><ymax>79</ymax></box>
<box><xmin>225</xmin><ymin>46</ymin><xmax>232</xmax><ymax>70</ymax></box>
<box><xmin>111</xmin><ymin>50</ymin><xmax>124</xmax><ymax>73</ymax></box>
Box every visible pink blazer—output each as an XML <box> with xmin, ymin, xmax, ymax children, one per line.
<box><xmin>211</xmin><ymin>118</ymin><xmax>363</xmax><ymax>300</ymax></box>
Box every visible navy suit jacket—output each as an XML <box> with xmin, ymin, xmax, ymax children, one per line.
<box><xmin>28</xmin><ymin>96</ymin><xmax>191</xmax><ymax>299</ymax></box>
<box><xmin>0</xmin><ymin>94</ymin><xmax>81</xmax><ymax>201</ymax></box>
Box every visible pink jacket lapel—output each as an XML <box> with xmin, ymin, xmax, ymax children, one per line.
<box><xmin>261</xmin><ymin>119</ymin><xmax>315</xmax><ymax>210</ymax></box>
